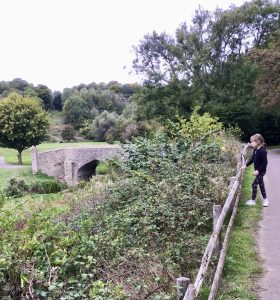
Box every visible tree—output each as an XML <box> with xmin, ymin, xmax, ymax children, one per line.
<box><xmin>61</xmin><ymin>125</ymin><xmax>75</xmax><ymax>141</ymax></box>
<box><xmin>132</xmin><ymin>0</ymin><xmax>280</xmax><ymax>120</ymax></box>
<box><xmin>131</xmin><ymin>0</ymin><xmax>280</xmax><ymax>144</ymax></box>
<box><xmin>0</xmin><ymin>93</ymin><xmax>50</xmax><ymax>164</ymax></box>
<box><xmin>88</xmin><ymin>110</ymin><xmax>118</xmax><ymax>142</ymax></box>
<box><xmin>250</xmin><ymin>33</ymin><xmax>280</xmax><ymax>107</ymax></box>
<box><xmin>9</xmin><ymin>78</ymin><xmax>29</xmax><ymax>92</ymax></box>
<box><xmin>63</xmin><ymin>92</ymin><xmax>91</xmax><ymax>129</ymax></box>
<box><xmin>52</xmin><ymin>91</ymin><xmax>63</xmax><ymax>111</ymax></box>
<box><xmin>35</xmin><ymin>84</ymin><xmax>52</xmax><ymax>110</ymax></box>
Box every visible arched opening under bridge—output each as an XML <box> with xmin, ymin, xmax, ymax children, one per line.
<box><xmin>77</xmin><ymin>159</ymin><xmax>99</xmax><ymax>182</ymax></box>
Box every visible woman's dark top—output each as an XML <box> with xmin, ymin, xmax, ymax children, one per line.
<box><xmin>246</xmin><ymin>146</ymin><xmax>268</xmax><ymax>173</ymax></box>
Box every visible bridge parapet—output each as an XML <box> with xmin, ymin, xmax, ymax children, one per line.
<box><xmin>31</xmin><ymin>145</ymin><xmax>122</xmax><ymax>185</ymax></box>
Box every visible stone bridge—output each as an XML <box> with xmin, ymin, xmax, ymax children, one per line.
<box><xmin>30</xmin><ymin>145</ymin><xmax>122</xmax><ymax>185</ymax></box>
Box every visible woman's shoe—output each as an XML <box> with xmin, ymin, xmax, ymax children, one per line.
<box><xmin>246</xmin><ymin>199</ymin><xmax>256</xmax><ymax>206</ymax></box>
<box><xmin>263</xmin><ymin>198</ymin><xmax>269</xmax><ymax>207</ymax></box>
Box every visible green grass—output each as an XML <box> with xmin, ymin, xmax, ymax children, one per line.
<box><xmin>50</xmin><ymin>111</ymin><xmax>65</xmax><ymax>125</ymax></box>
<box><xmin>0</xmin><ymin>142</ymin><xmax>108</xmax><ymax>165</ymax></box>
<box><xmin>216</xmin><ymin>167</ymin><xmax>262</xmax><ymax>299</ymax></box>
<box><xmin>0</xmin><ymin>167</ymin><xmax>67</xmax><ymax>212</ymax></box>
<box><xmin>0</xmin><ymin>169</ymin><xmax>21</xmax><ymax>187</ymax></box>
<box><xmin>0</xmin><ymin>167</ymin><xmax>58</xmax><ymax>189</ymax></box>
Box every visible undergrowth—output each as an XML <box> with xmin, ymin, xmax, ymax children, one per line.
<box><xmin>0</xmin><ymin>112</ymin><xmax>241</xmax><ymax>299</ymax></box>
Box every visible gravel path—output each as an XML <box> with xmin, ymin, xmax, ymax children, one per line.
<box><xmin>0</xmin><ymin>156</ymin><xmax>25</xmax><ymax>169</ymax></box>
<box><xmin>257</xmin><ymin>149</ymin><xmax>280</xmax><ymax>299</ymax></box>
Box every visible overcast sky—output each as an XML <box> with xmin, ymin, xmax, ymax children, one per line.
<box><xmin>0</xmin><ymin>0</ymin><xmax>247</xmax><ymax>91</ymax></box>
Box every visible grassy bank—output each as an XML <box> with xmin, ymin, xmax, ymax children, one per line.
<box><xmin>216</xmin><ymin>167</ymin><xmax>262</xmax><ymax>299</ymax></box>
<box><xmin>267</xmin><ymin>145</ymin><xmax>280</xmax><ymax>149</ymax></box>
<box><xmin>0</xmin><ymin>142</ymin><xmax>107</xmax><ymax>165</ymax></box>
<box><xmin>0</xmin><ymin>169</ymin><xmax>20</xmax><ymax>186</ymax></box>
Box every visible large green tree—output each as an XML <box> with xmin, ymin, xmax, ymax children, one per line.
<box><xmin>63</xmin><ymin>92</ymin><xmax>91</xmax><ymax>129</ymax></box>
<box><xmin>0</xmin><ymin>93</ymin><xmax>50</xmax><ymax>164</ymax></box>
<box><xmin>132</xmin><ymin>0</ymin><xmax>280</xmax><ymax>142</ymax></box>
<box><xmin>250</xmin><ymin>32</ymin><xmax>280</xmax><ymax>107</ymax></box>
<box><xmin>35</xmin><ymin>84</ymin><xmax>52</xmax><ymax>111</ymax></box>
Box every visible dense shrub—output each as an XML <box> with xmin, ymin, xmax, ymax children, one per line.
<box><xmin>95</xmin><ymin>162</ymin><xmax>109</xmax><ymax>175</ymax></box>
<box><xmin>114</xmin><ymin>117</ymin><xmax>162</xmax><ymax>143</ymax></box>
<box><xmin>0</xmin><ymin>191</ymin><xmax>5</xmax><ymax>208</ymax></box>
<box><xmin>29</xmin><ymin>180</ymin><xmax>67</xmax><ymax>194</ymax></box>
<box><xmin>85</xmin><ymin>110</ymin><xmax>118</xmax><ymax>141</ymax></box>
<box><xmin>61</xmin><ymin>125</ymin><xmax>76</xmax><ymax>141</ymax></box>
<box><xmin>3</xmin><ymin>177</ymin><xmax>28</xmax><ymax>197</ymax></box>
<box><xmin>3</xmin><ymin>176</ymin><xmax>67</xmax><ymax>198</ymax></box>
<box><xmin>0</xmin><ymin>111</ymin><xmax>240</xmax><ymax>299</ymax></box>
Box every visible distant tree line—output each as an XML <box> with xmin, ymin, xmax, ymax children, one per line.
<box><xmin>0</xmin><ymin>79</ymin><xmax>158</xmax><ymax>143</ymax></box>
<box><xmin>0</xmin><ymin>78</ymin><xmax>61</xmax><ymax>111</ymax></box>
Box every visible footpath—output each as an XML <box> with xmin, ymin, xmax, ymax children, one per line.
<box><xmin>0</xmin><ymin>155</ymin><xmax>25</xmax><ymax>169</ymax></box>
<box><xmin>257</xmin><ymin>149</ymin><xmax>280</xmax><ymax>299</ymax></box>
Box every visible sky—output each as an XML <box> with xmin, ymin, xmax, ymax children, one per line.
<box><xmin>0</xmin><ymin>0</ymin><xmax>247</xmax><ymax>91</ymax></box>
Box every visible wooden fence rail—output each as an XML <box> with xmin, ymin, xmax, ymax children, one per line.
<box><xmin>176</xmin><ymin>143</ymin><xmax>250</xmax><ymax>300</ymax></box>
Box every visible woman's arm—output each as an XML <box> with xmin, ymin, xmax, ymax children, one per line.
<box><xmin>246</xmin><ymin>152</ymin><xmax>254</xmax><ymax>167</ymax></box>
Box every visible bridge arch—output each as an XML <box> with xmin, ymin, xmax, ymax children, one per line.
<box><xmin>76</xmin><ymin>159</ymin><xmax>99</xmax><ymax>182</ymax></box>
<box><xmin>31</xmin><ymin>145</ymin><xmax>122</xmax><ymax>185</ymax></box>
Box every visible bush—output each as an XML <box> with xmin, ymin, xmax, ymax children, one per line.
<box><xmin>89</xmin><ymin>110</ymin><xmax>118</xmax><ymax>142</ymax></box>
<box><xmin>2</xmin><ymin>175</ymin><xmax>67</xmax><ymax>198</ymax></box>
<box><xmin>0</xmin><ymin>191</ymin><xmax>5</xmax><ymax>208</ymax></box>
<box><xmin>3</xmin><ymin>177</ymin><xmax>28</xmax><ymax>198</ymax></box>
<box><xmin>29</xmin><ymin>180</ymin><xmax>67</xmax><ymax>194</ymax></box>
<box><xmin>115</xmin><ymin>118</ymin><xmax>162</xmax><ymax>142</ymax></box>
<box><xmin>61</xmin><ymin>125</ymin><xmax>75</xmax><ymax>141</ymax></box>
<box><xmin>96</xmin><ymin>162</ymin><xmax>109</xmax><ymax>175</ymax></box>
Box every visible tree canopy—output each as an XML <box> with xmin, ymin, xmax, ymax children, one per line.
<box><xmin>132</xmin><ymin>0</ymin><xmax>280</xmax><ymax>143</ymax></box>
<box><xmin>0</xmin><ymin>93</ymin><xmax>50</xmax><ymax>164</ymax></box>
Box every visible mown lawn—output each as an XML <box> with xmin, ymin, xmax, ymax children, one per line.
<box><xmin>0</xmin><ymin>142</ymin><xmax>108</xmax><ymax>165</ymax></box>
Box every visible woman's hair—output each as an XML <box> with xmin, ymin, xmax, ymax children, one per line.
<box><xmin>250</xmin><ymin>133</ymin><xmax>266</xmax><ymax>149</ymax></box>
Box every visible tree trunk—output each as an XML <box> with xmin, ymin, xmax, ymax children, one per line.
<box><xmin>17</xmin><ymin>150</ymin><xmax>23</xmax><ymax>165</ymax></box>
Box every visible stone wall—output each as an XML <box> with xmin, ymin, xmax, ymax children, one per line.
<box><xmin>31</xmin><ymin>145</ymin><xmax>122</xmax><ymax>185</ymax></box>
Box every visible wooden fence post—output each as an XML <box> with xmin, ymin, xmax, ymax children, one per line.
<box><xmin>208</xmin><ymin>187</ymin><xmax>242</xmax><ymax>300</ymax></box>
<box><xmin>213</xmin><ymin>204</ymin><xmax>222</xmax><ymax>256</ymax></box>
<box><xmin>229</xmin><ymin>177</ymin><xmax>236</xmax><ymax>211</ymax></box>
<box><xmin>183</xmin><ymin>284</ymin><xmax>196</xmax><ymax>300</ymax></box>
<box><xmin>177</xmin><ymin>144</ymin><xmax>250</xmax><ymax>299</ymax></box>
<box><xmin>176</xmin><ymin>277</ymin><xmax>190</xmax><ymax>300</ymax></box>
<box><xmin>228</xmin><ymin>177</ymin><xmax>236</xmax><ymax>191</ymax></box>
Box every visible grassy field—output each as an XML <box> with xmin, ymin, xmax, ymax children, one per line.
<box><xmin>0</xmin><ymin>169</ymin><xmax>21</xmax><ymax>187</ymax></box>
<box><xmin>0</xmin><ymin>142</ymin><xmax>108</xmax><ymax>165</ymax></box>
<box><xmin>216</xmin><ymin>166</ymin><xmax>262</xmax><ymax>299</ymax></box>
<box><xmin>0</xmin><ymin>167</ymin><xmax>67</xmax><ymax>211</ymax></box>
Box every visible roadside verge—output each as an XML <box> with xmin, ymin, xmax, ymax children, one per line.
<box><xmin>216</xmin><ymin>167</ymin><xmax>262</xmax><ymax>299</ymax></box>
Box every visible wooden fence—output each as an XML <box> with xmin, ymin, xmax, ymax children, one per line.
<box><xmin>176</xmin><ymin>143</ymin><xmax>250</xmax><ymax>300</ymax></box>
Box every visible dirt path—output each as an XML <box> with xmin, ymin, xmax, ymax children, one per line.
<box><xmin>257</xmin><ymin>149</ymin><xmax>280</xmax><ymax>299</ymax></box>
<box><xmin>0</xmin><ymin>156</ymin><xmax>25</xmax><ymax>169</ymax></box>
